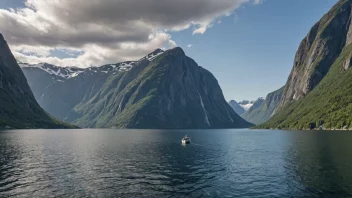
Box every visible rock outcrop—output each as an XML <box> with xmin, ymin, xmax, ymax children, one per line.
<box><xmin>280</xmin><ymin>0</ymin><xmax>352</xmax><ymax>106</ymax></box>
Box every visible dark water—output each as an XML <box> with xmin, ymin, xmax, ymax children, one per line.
<box><xmin>0</xmin><ymin>129</ymin><xmax>352</xmax><ymax>197</ymax></box>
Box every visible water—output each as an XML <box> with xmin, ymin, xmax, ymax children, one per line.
<box><xmin>0</xmin><ymin>129</ymin><xmax>352</xmax><ymax>197</ymax></box>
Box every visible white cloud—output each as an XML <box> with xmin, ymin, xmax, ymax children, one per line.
<box><xmin>253</xmin><ymin>0</ymin><xmax>264</xmax><ymax>5</ymax></box>
<box><xmin>187</xmin><ymin>44</ymin><xmax>193</xmax><ymax>48</ymax></box>
<box><xmin>0</xmin><ymin>0</ymin><xmax>262</xmax><ymax>67</ymax></box>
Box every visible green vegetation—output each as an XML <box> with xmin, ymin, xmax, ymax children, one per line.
<box><xmin>259</xmin><ymin>44</ymin><xmax>352</xmax><ymax>130</ymax></box>
<box><xmin>70</xmin><ymin>48</ymin><xmax>252</xmax><ymax>129</ymax></box>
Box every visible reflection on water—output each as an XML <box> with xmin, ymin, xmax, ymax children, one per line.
<box><xmin>0</xmin><ymin>129</ymin><xmax>351</xmax><ymax>197</ymax></box>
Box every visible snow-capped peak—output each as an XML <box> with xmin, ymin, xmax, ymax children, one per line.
<box><xmin>238</xmin><ymin>97</ymin><xmax>265</xmax><ymax>111</ymax></box>
<box><xmin>238</xmin><ymin>100</ymin><xmax>254</xmax><ymax>111</ymax></box>
<box><xmin>19</xmin><ymin>49</ymin><xmax>165</xmax><ymax>80</ymax></box>
<box><xmin>19</xmin><ymin>61</ymin><xmax>138</xmax><ymax>80</ymax></box>
<box><xmin>139</xmin><ymin>49</ymin><xmax>164</xmax><ymax>62</ymax></box>
<box><xmin>19</xmin><ymin>63</ymin><xmax>86</xmax><ymax>79</ymax></box>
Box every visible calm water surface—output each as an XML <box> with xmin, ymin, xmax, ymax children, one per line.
<box><xmin>0</xmin><ymin>129</ymin><xmax>352</xmax><ymax>197</ymax></box>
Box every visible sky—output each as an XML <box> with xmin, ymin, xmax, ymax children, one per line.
<box><xmin>0</xmin><ymin>0</ymin><xmax>339</xmax><ymax>101</ymax></box>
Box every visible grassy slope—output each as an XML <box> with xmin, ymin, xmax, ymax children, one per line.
<box><xmin>258</xmin><ymin>44</ymin><xmax>352</xmax><ymax>129</ymax></box>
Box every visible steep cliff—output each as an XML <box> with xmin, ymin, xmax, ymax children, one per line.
<box><xmin>23</xmin><ymin>47</ymin><xmax>252</xmax><ymax>129</ymax></box>
<box><xmin>72</xmin><ymin>48</ymin><xmax>252</xmax><ymax>128</ymax></box>
<box><xmin>280</xmin><ymin>0</ymin><xmax>352</xmax><ymax>106</ymax></box>
<box><xmin>0</xmin><ymin>33</ymin><xmax>72</xmax><ymax>129</ymax></box>
<box><xmin>260</xmin><ymin>0</ymin><xmax>352</xmax><ymax>129</ymax></box>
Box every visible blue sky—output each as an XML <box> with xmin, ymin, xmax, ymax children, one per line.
<box><xmin>177</xmin><ymin>0</ymin><xmax>338</xmax><ymax>101</ymax></box>
<box><xmin>0</xmin><ymin>0</ymin><xmax>339</xmax><ymax>101</ymax></box>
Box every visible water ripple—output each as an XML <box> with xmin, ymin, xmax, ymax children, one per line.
<box><xmin>1</xmin><ymin>129</ymin><xmax>352</xmax><ymax>197</ymax></box>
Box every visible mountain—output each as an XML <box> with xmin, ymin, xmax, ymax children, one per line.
<box><xmin>228</xmin><ymin>100</ymin><xmax>245</xmax><ymax>115</ymax></box>
<box><xmin>260</xmin><ymin>0</ymin><xmax>352</xmax><ymax>129</ymax></box>
<box><xmin>21</xmin><ymin>62</ymin><xmax>136</xmax><ymax>121</ymax></box>
<box><xmin>22</xmin><ymin>48</ymin><xmax>253</xmax><ymax>129</ymax></box>
<box><xmin>238</xmin><ymin>100</ymin><xmax>255</xmax><ymax>111</ymax></box>
<box><xmin>0</xmin><ymin>33</ymin><xmax>73</xmax><ymax>129</ymax></box>
<box><xmin>242</xmin><ymin>87</ymin><xmax>284</xmax><ymax>125</ymax></box>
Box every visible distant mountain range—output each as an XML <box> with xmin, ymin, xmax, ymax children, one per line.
<box><xmin>228</xmin><ymin>100</ymin><xmax>246</xmax><ymax>115</ymax></box>
<box><xmin>229</xmin><ymin>96</ymin><xmax>282</xmax><ymax>125</ymax></box>
<box><xmin>0</xmin><ymin>33</ymin><xmax>73</xmax><ymax>129</ymax></box>
<box><xmin>241</xmin><ymin>88</ymin><xmax>284</xmax><ymax>125</ymax></box>
<box><xmin>22</xmin><ymin>48</ymin><xmax>253</xmax><ymax>129</ymax></box>
<box><xmin>228</xmin><ymin>99</ymin><xmax>262</xmax><ymax>115</ymax></box>
<box><xmin>228</xmin><ymin>100</ymin><xmax>256</xmax><ymax>115</ymax></box>
<box><xmin>259</xmin><ymin>0</ymin><xmax>352</xmax><ymax>130</ymax></box>
<box><xmin>238</xmin><ymin>100</ymin><xmax>255</xmax><ymax>111</ymax></box>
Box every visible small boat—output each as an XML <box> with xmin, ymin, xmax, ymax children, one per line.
<box><xmin>182</xmin><ymin>135</ymin><xmax>191</xmax><ymax>144</ymax></box>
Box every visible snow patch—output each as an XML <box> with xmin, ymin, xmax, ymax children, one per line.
<box><xmin>20</xmin><ymin>63</ymin><xmax>85</xmax><ymax>79</ymax></box>
<box><xmin>241</xmin><ymin>103</ymin><xmax>253</xmax><ymax>111</ymax></box>
<box><xmin>18</xmin><ymin>49</ymin><xmax>163</xmax><ymax>80</ymax></box>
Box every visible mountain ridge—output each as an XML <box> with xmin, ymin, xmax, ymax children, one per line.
<box><xmin>22</xmin><ymin>47</ymin><xmax>253</xmax><ymax>129</ymax></box>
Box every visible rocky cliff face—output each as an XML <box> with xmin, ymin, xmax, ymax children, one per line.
<box><xmin>23</xmin><ymin>47</ymin><xmax>252</xmax><ymax>129</ymax></box>
<box><xmin>0</xmin><ymin>33</ymin><xmax>72</xmax><ymax>129</ymax></box>
<box><xmin>260</xmin><ymin>0</ymin><xmax>352</xmax><ymax>129</ymax></box>
<box><xmin>280</xmin><ymin>0</ymin><xmax>352</xmax><ymax>106</ymax></box>
<box><xmin>72</xmin><ymin>47</ymin><xmax>252</xmax><ymax>128</ymax></box>
<box><xmin>242</xmin><ymin>87</ymin><xmax>284</xmax><ymax>125</ymax></box>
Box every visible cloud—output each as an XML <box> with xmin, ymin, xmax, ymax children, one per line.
<box><xmin>0</xmin><ymin>0</ymin><xmax>262</xmax><ymax>67</ymax></box>
<box><xmin>187</xmin><ymin>44</ymin><xmax>193</xmax><ymax>48</ymax></box>
<box><xmin>253</xmin><ymin>0</ymin><xmax>264</xmax><ymax>5</ymax></box>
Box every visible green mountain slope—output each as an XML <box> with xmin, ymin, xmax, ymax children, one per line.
<box><xmin>280</xmin><ymin>0</ymin><xmax>352</xmax><ymax>106</ymax></box>
<box><xmin>72</xmin><ymin>48</ymin><xmax>253</xmax><ymax>129</ymax></box>
<box><xmin>259</xmin><ymin>0</ymin><xmax>352</xmax><ymax>129</ymax></box>
<box><xmin>260</xmin><ymin>44</ymin><xmax>352</xmax><ymax>129</ymax></box>
<box><xmin>0</xmin><ymin>34</ymin><xmax>74</xmax><ymax>129</ymax></box>
<box><xmin>22</xmin><ymin>65</ymin><xmax>110</xmax><ymax>121</ymax></box>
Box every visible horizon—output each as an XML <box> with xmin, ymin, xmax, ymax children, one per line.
<box><xmin>0</xmin><ymin>0</ymin><xmax>339</xmax><ymax>101</ymax></box>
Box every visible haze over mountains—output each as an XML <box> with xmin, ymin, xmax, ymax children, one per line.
<box><xmin>228</xmin><ymin>95</ymin><xmax>282</xmax><ymax>125</ymax></box>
